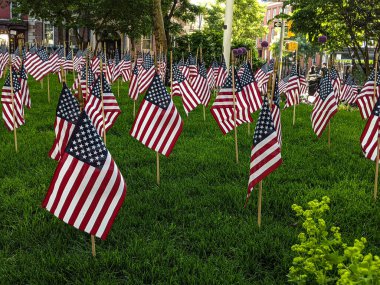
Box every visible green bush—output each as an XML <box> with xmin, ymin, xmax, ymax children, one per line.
<box><xmin>288</xmin><ymin>197</ymin><xmax>380</xmax><ymax>284</ymax></box>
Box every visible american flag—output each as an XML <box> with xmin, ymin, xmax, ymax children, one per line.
<box><xmin>105</xmin><ymin>59</ymin><xmax>113</xmax><ymax>84</ymax></box>
<box><xmin>271</xmin><ymin>76</ymin><xmax>282</xmax><ymax>147</ymax></box>
<box><xmin>158</xmin><ymin>53</ymin><xmax>167</xmax><ymax>82</ymax></box>
<box><xmin>0</xmin><ymin>48</ymin><xmax>8</xmax><ymax>78</ymax></box>
<box><xmin>340</xmin><ymin>74</ymin><xmax>358</xmax><ymax>104</ymax></box>
<box><xmin>42</xmin><ymin>111</ymin><xmax>127</xmax><ymax>240</ymax></box>
<box><xmin>299</xmin><ymin>74</ymin><xmax>308</xmax><ymax>95</ymax></box>
<box><xmin>138</xmin><ymin>53</ymin><xmax>155</xmax><ymax>94</ymax></box>
<box><xmin>73</xmin><ymin>49</ymin><xmax>84</xmax><ymax>72</ymax></box>
<box><xmin>210</xmin><ymin>67</ymin><xmax>253</xmax><ymax>135</ymax></box>
<box><xmin>311</xmin><ymin>75</ymin><xmax>338</xmax><ymax>137</ymax></box>
<box><xmin>330</xmin><ymin>66</ymin><xmax>341</xmax><ymax>99</ymax></box>
<box><xmin>284</xmin><ymin>65</ymin><xmax>300</xmax><ymax>109</ymax></box>
<box><xmin>1</xmin><ymin>70</ymin><xmax>24</xmax><ymax>131</ymax></box>
<box><xmin>121</xmin><ymin>53</ymin><xmax>132</xmax><ymax>82</ymax></box>
<box><xmin>360</xmin><ymin>95</ymin><xmax>380</xmax><ymax>161</ymax></box>
<box><xmin>178</xmin><ymin>57</ymin><xmax>190</xmax><ymax>80</ymax></box>
<box><xmin>24</xmin><ymin>47</ymin><xmax>51</xmax><ymax>81</ymax></box>
<box><xmin>91</xmin><ymin>52</ymin><xmax>101</xmax><ymax>74</ymax></box>
<box><xmin>246</xmin><ymin>96</ymin><xmax>282</xmax><ymax>202</ymax></box>
<box><xmin>73</xmin><ymin>64</ymin><xmax>95</xmax><ymax>102</ymax></box>
<box><xmin>186</xmin><ymin>53</ymin><xmax>198</xmax><ymax>78</ymax></box>
<box><xmin>193</xmin><ymin>61</ymin><xmax>211</xmax><ymax>106</ymax></box>
<box><xmin>356</xmin><ymin>69</ymin><xmax>380</xmax><ymax>120</ymax></box>
<box><xmin>84</xmin><ymin>73</ymin><xmax>121</xmax><ymax>137</ymax></box>
<box><xmin>49</xmin><ymin>83</ymin><xmax>80</xmax><ymax>161</ymax></box>
<box><xmin>207</xmin><ymin>60</ymin><xmax>218</xmax><ymax>90</ymax></box>
<box><xmin>63</xmin><ymin>50</ymin><xmax>74</xmax><ymax>71</ymax></box>
<box><xmin>11</xmin><ymin>47</ymin><xmax>21</xmax><ymax>71</ymax></box>
<box><xmin>128</xmin><ymin>63</ymin><xmax>140</xmax><ymax>101</ymax></box>
<box><xmin>255</xmin><ymin>59</ymin><xmax>274</xmax><ymax>94</ymax></box>
<box><xmin>130</xmin><ymin>74</ymin><xmax>183</xmax><ymax>157</ymax></box>
<box><xmin>215</xmin><ymin>56</ymin><xmax>227</xmax><ymax>88</ymax></box>
<box><xmin>136</xmin><ymin>51</ymin><xmax>143</xmax><ymax>67</ymax></box>
<box><xmin>19</xmin><ymin>63</ymin><xmax>31</xmax><ymax>109</ymax></box>
<box><xmin>172</xmin><ymin>64</ymin><xmax>201</xmax><ymax>114</ymax></box>
<box><xmin>239</xmin><ymin>62</ymin><xmax>262</xmax><ymax>113</ymax></box>
<box><xmin>278</xmin><ymin>74</ymin><xmax>290</xmax><ymax>94</ymax></box>
<box><xmin>49</xmin><ymin>47</ymin><xmax>64</xmax><ymax>74</ymax></box>
<box><xmin>112</xmin><ymin>48</ymin><xmax>122</xmax><ymax>82</ymax></box>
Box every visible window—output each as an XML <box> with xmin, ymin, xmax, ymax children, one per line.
<box><xmin>10</xmin><ymin>2</ymin><xmax>21</xmax><ymax>20</ymax></box>
<box><xmin>271</xmin><ymin>28</ymin><xmax>275</xmax><ymax>40</ymax></box>
<box><xmin>142</xmin><ymin>35</ymin><xmax>151</xmax><ymax>51</ymax></box>
<box><xmin>44</xmin><ymin>23</ymin><xmax>54</xmax><ymax>46</ymax></box>
<box><xmin>267</xmin><ymin>10</ymin><xmax>271</xmax><ymax>21</ymax></box>
<box><xmin>273</xmin><ymin>8</ymin><xmax>277</xmax><ymax>17</ymax></box>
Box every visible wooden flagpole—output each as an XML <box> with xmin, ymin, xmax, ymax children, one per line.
<box><xmin>101</xmin><ymin>44</ymin><xmax>107</xmax><ymax>145</ymax></box>
<box><xmin>133</xmin><ymin>49</ymin><xmax>137</xmax><ymax>117</ymax></box>
<box><xmin>71</xmin><ymin>42</ymin><xmax>75</xmax><ymax>84</ymax></box>
<box><xmin>154</xmin><ymin>47</ymin><xmax>160</xmax><ymax>185</ymax></box>
<box><xmin>64</xmin><ymin>42</ymin><xmax>67</xmax><ymax>83</ymax></box>
<box><xmin>373</xmin><ymin>52</ymin><xmax>379</xmax><ymax>200</ymax></box>
<box><xmin>327</xmin><ymin>54</ymin><xmax>332</xmax><ymax>148</ymax></box>
<box><xmin>231</xmin><ymin>51</ymin><xmax>239</xmax><ymax>164</ymax></box>
<box><xmin>201</xmin><ymin>47</ymin><xmax>206</xmax><ymax>121</ymax></box>
<box><xmin>8</xmin><ymin>47</ymin><xmax>18</xmax><ymax>152</ymax></box>
<box><xmin>257</xmin><ymin>181</ymin><xmax>263</xmax><ymax>227</ymax></box>
<box><xmin>170</xmin><ymin>50</ymin><xmax>173</xmax><ymax>98</ymax></box>
<box><xmin>292</xmin><ymin>46</ymin><xmax>298</xmax><ymax>126</ymax></box>
<box><xmin>248</xmin><ymin>50</ymin><xmax>252</xmax><ymax>135</ymax></box>
<box><xmin>116</xmin><ymin>41</ymin><xmax>120</xmax><ymax>97</ymax></box>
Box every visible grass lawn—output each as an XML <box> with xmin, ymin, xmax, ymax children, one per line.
<box><xmin>0</xmin><ymin>73</ymin><xmax>379</xmax><ymax>284</ymax></box>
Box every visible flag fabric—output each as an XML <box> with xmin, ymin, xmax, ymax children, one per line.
<box><xmin>186</xmin><ymin>53</ymin><xmax>198</xmax><ymax>78</ymax></box>
<box><xmin>330</xmin><ymin>66</ymin><xmax>341</xmax><ymax>99</ymax></box>
<box><xmin>84</xmin><ymin>73</ymin><xmax>121</xmax><ymax>137</ymax></box>
<box><xmin>299</xmin><ymin>74</ymin><xmax>308</xmax><ymax>95</ymax></box>
<box><xmin>271</xmin><ymin>77</ymin><xmax>282</xmax><ymax>147</ymax></box>
<box><xmin>284</xmin><ymin>65</ymin><xmax>300</xmax><ymax>109</ymax></box>
<box><xmin>49</xmin><ymin>47</ymin><xmax>64</xmax><ymax>74</ymax></box>
<box><xmin>210</xmin><ymin>67</ymin><xmax>253</xmax><ymax>135</ymax></box>
<box><xmin>49</xmin><ymin>83</ymin><xmax>80</xmax><ymax>161</ymax></box>
<box><xmin>246</xmin><ymin>96</ymin><xmax>282</xmax><ymax>202</ymax></box>
<box><xmin>356</xmin><ymin>69</ymin><xmax>380</xmax><ymax>120</ymax></box>
<box><xmin>1</xmin><ymin>70</ymin><xmax>24</xmax><ymax>131</ymax></box>
<box><xmin>207</xmin><ymin>60</ymin><xmax>218</xmax><ymax>90</ymax></box>
<box><xmin>128</xmin><ymin>63</ymin><xmax>140</xmax><ymax>101</ymax></box>
<box><xmin>215</xmin><ymin>56</ymin><xmax>227</xmax><ymax>88</ymax></box>
<box><xmin>172</xmin><ymin>64</ymin><xmax>201</xmax><ymax>114</ymax></box>
<box><xmin>24</xmin><ymin>47</ymin><xmax>50</xmax><ymax>81</ymax></box>
<box><xmin>112</xmin><ymin>48</ymin><xmax>121</xmax><ymax>82</ymax></box>
<box><xmin>42</xmin><ymin>111</ymin><xmax>127</xmax><ymax>240</ymax></box>
<box><xmin>255</xmin><ymin>60</ymin><xmax>274</xmax><ymax>94</ymax></box>
<box><xmin>73</xmin><ymin>64</ymin><xmax>95</xmax><ymax>102</ymax></box>
<box><xmin>158</xmin><ymin>54</ymin><xmax>167</xmax><ymax>82</ymax></box>
<box><xmin>311</xmin><ymin>75</ymin><xmax>338</xmax><ymax>137</ymax></box>
<box><xmin>278</xmin><ymin>74</ymin><xmax>290</xmax><ymax>94</ymax></box>
<box><xmin>63</xmin><ymin>50</ymin><xmax>74</xmax><ymax>71</ymax></box>
<box><xmin>178</xmin><ymin>57</ymin><xmax>190</xmax><ymax>80</ymax></box>
<box><xmin>340</xmin><ymin>74</ymin><xmax>358</xmax><ymax>104</ymax></box>
<box><xmin>193</xmin><ymin>61</ymin><xmax>211</xmax><ymax>106</ymax></box>
<box><xmin>138</xmin><ymin>53</ymin><xmax>155</xmax><ymax>94</ymax></box>
<box><xmin>239</xmin><ymin>62</ymin><xmax>262</xmax><ymax>113</ymax></box>
<box><xmin>130</xmin><ymin>74</ymin><xmax>183</xmax><ymax>157</ymax></box>
<box><xmin>120</xmin><ymin>53</ymin><xmax>132</xmax><ymax>82</ymax></box>
<box><xmin>91</xmin><ymin>53</ymin><xmax>101</xmax><ymax>74</ymax></box>
<box><xmin>360</xmin><ymin>95</ymin><xmax>380</xmax><ymax>161</ymax></box>
<box><xmin>73</xmin><ymin>50</ymin><xmax>84</xmax><ymax>72</ymax></box>
<box><xmin>19</xmin><ymin>63</ymin><xmax>31</xmax><ymax>109</ymax></box>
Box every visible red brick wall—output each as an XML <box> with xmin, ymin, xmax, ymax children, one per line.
<box><xmin>34</xmin><ymin>21</ymin><xmax>43</xmax><ymax>44</ymax></box>
<box><xmin>0</xmin><ymin>3</ymin><xmax>10</xmax><ymax>19</ymax></box>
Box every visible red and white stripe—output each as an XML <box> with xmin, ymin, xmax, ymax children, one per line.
<box><xmin>356</xmin><ymin>81</ymin><xmax>379</xmax><ymax>120</ymax></box>
<box><xmin>311</xmin><ymin>91</ymin><xmax>338</xmax><ymax>137</ymax></box>
<box><xmin>173</xmin><ymin>79</ymin><xmax>201</xmax><ymax>114</ymax></box>
<box><xmin>130</xmin><ymin>100</ymin><xmax>183</xmax><ymax>157</ymax></box>
<box><xmin>139</xmin><ymin>67</ymin><xmax>155</xmax><ymax>94</ymax></box>
<box><xmin>49</xmin><ymin>117</ymin><xmax>76</xmax><ymax>161</ymax></box>
<box><xmin>42</xmin><ymin>153</ymin><xmax>126</xmax><ymax>240</ymax></box>
<box><xmin>360</xmin><ymin>113</ymin><xmax>380</xmax><ymax>161</ymax></box>
<box><xmin>1</xmin><ymin>86</ymin><xmax>24</xmax><ymax>131</ymax></box>
<box><xmin>193</xmin><ymin>74</ymin><xmax>211</xmax><ymax>106</ymax></box>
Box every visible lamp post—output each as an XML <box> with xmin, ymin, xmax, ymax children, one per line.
<box><xmin>261</xmin><ymin>40</ymin><xmax>268</xmax><ymax>61</ymax></box>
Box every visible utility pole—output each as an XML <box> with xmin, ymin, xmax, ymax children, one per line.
<box><xmin>223</xmin><ymin>0</ymin><xmax>234</xmax><ymax>67</ymax></box>
<box><xmin>278</xmin><ymin>3</ymin><xmax>286</xmax><ymax>79</ymax></box>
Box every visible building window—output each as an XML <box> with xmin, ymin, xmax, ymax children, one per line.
<box><xmin>273</xmin><ymin>8</ymin><xmax>277</xmax><ymax>18</ymax></box>
<box><xmin>271</xmin><ymin>28</ymin><xmax>275</xmax><ymax>40</ymax></box>
<box><xmin>142</xmin><ymin>35</ymin><xmax>151</xmax><ymax>51</ymax></box>
<box><xmin>10</xmin><ymin>2</ymin><xmax>21</xmax><ymax>20</ymax></box>
<box><xmin>44</xmin><ymin>23</ymin><xmax>54</xmax><ymax>46</ymax></box>
<box><xmin>267</xmin><ymin>10</ymin><xmax>271</xmax><ymax>21</ymax></box>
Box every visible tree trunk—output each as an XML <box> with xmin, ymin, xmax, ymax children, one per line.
<box><xmin>152</xmin><ymin>0</ymin><xmax>167</xmax><ymax>52</ymax></box>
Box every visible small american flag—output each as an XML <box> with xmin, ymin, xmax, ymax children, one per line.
<box><xmin>272</xmin><ymin>77</ymin><xmax>282</xmax><ymax>147</ymax></box>
<box><xmin>255</xmin><ymin>59</ymin><xmax>274</xmax><ymax>94</ymax></box>
<box><xmin>284</xmin><ymin>65</ymin><xmax>300</xmax><ymax>109</ymax></box>
<box><xmin>330</xmin><ymin>66</ymin><xmax>341</xmax><ymax>99</ymax></box>
<box><xmin>278</xmin><ymin>74</ymin><xmax>290</xmax><ymax>94</ymax></box>
<box><xmin>112</xmin><ymin>48</ymin><xmax>122</xmax><ymax>82</ymax></box>
<box><xmin>138</xmin><ymin>53</ymin><xmax>155</xmax><ymax>94</ymax></box>
<box><xmin>311</xmin><ymin>75</ymin><xmax>338</xmax><ymax>137</ymax></box>
<box><xmin>42</xmin><ymin>111</ymin><xmax>127</xmax><ymax>240</ymax></box>
<box><xmin>210</xmin><ymin>67</ymin><xmax>253</xmax><ymax>135</ymax></box>
<box><xmin>356</xmin><ymin>69</ymin><xmax>380</xmax><ymax>120</ymax></box>
<box><xmin>299</xmin><ymin>74</ymin><xmax>308</xmax><ymax>95</ymax></box>
<box><xmin>121</xmin><ymin>53</ymin><xmax>132</xmax><ymax>82</ymax></box>
<box><xmin>84</xmin><ymin>73</ymin><xmax>121</xmax><ymax>137</ymax></box>
<box><xmin>19</xmin><ymin>63</ymin><xmax>31</xmax><ymax>109</ymax></box>
<box><xmin>178</xmin><ymin>57</ymin><xmax>190</xmax><ymax>80</ymax></box>
<box><xmin>360</xmin><ymin>95</ymin><xmax>380</xmax><ymax>161</ymax></box>
<box><xmin>193</xmin><ymin>61</ymin><xmax>211</xmax><ymax>106</ymax></box>
<box><xmin>340</xmin><ymin>74</ymin><xmax>358</xmax><ymax>104</ymax></box>
<box><xmin>24</xmin><ymin>47</ymin><xmax>51</xmax><ymax>81</ymax></box>
<box><xmin>1</xmin><ymin>70</ymin><xmax>24</xmax><ymax>131</ymax></box>
<box><xmin>186</xmin><ymin>53</ymin><xmax>198</xmax><ymax>78</ymax></box>
<box><xmin>128</xmin><ymin>63</ymin><xmax>140</xmax><ymax>101</ymax></box>
<box><xmin>207</xmin><ymin>60</ymin><xmax>218</xmax><ymax>90</ymax></box>
<box><xmin>247</xmin><ymin>96</ymin><xmax>282</xmax><ymax>202</ymax></box>
<box><xmin>49</xmin><ymin>83</ymin><xmax>80</xmax><ymax>161</ymax></box>
<box><xmin>172</xmin><ymin>64</ymin><xmax>201</xmax><ymax>114</ymax></box>
<box><xmin>215</xmin><ymin>56</ymin><xmax>227</xmax><ymax>88</ymax></box>
<box><xmin>130</xmin><ymin>74</ymin><xmax>183</xmax><ymax>157</ymax></box>
<box><xmin>239</xmin><ymin>62</ymin><xmax>262</xmax><ymax>113</ymax></box>
<box><xmin>63</xmin><ymin>50</ymin><xmax>74</xmax><ymax>71</ymax></box>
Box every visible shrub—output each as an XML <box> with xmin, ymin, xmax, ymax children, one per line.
<box><xmin>288</xmin><ymin>197</ymin><xmax>380</xmax><ymax>284</ymax></box>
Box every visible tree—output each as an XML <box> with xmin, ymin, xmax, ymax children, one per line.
<box><xmin>287</xmin><ymin>0</ymin><xmax>380</xmax><ymax>75</ymax></box>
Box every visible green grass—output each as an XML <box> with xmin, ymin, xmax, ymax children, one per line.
<box><xmin>0</xmin><ymin>74</ymin><xmax>379</xmax><ymax>284</ymax></box>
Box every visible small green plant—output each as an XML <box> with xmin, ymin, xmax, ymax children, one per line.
<box><xmin>288</xmin><ymin>196</ymin><xmax>380</xmax><ymax>284</ymax></box>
